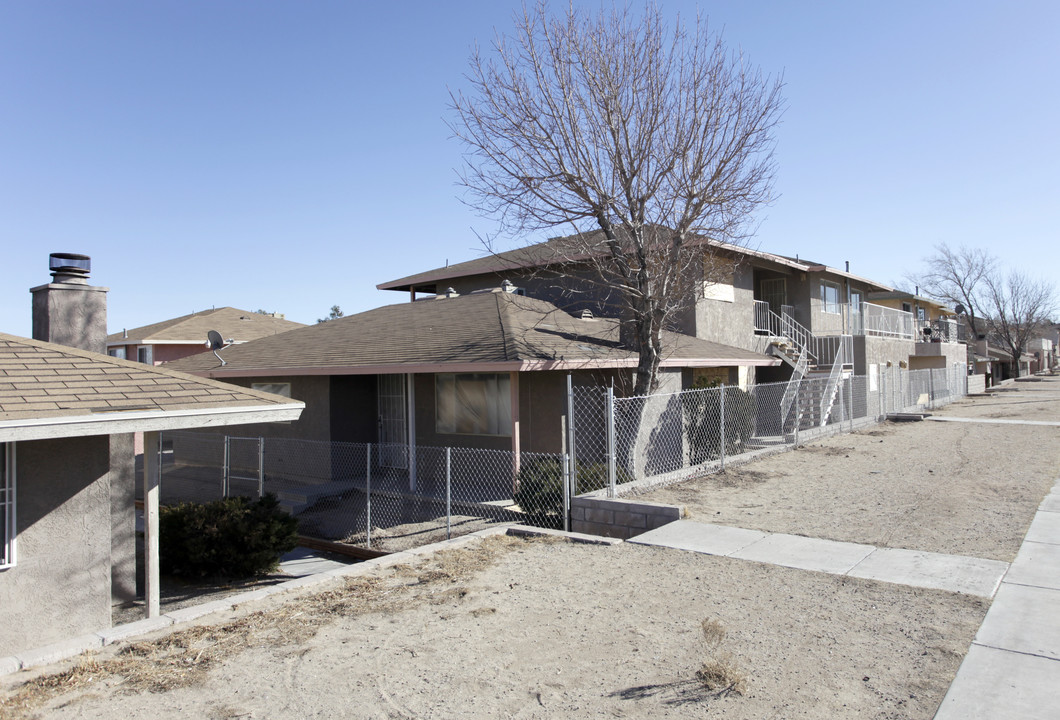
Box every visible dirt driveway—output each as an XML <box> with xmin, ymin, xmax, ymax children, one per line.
<box><xmin>2</xmin><ymin>379</ymin><xmax>1056</xmax><ymax>720</ymax></box>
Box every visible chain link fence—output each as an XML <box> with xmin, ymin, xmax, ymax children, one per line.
<box><xmin>148</xmin><ymin>363</ymin><xmax>969</xmax><ymax>553</ymax></box>
<box><xmin>152</xmin><ymin>433</ymin><xmax>568</xmax><ymax>554</ymax></box>
<box><xmin>570</xmin><ymin>364</ymin><xmax>970</xmax><ymax>496</ymax></box>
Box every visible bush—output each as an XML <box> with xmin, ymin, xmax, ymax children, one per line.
<box><xmin>513</xmin><ymin>456</ymin><xmax>630</xmax><ymax>527</ymax></box>
<box><xmin>684</xmin><ymin>385</ymin><xmax>757</xmax><ymax>463</ymax></box>
<box><xmin>159</xmin><ymin>493</ymin><xmax>299</xmax><ymax>579</ymax></box>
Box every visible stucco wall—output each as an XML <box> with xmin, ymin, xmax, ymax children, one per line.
<box><xmin>854</xmin><ymin>336</ymin><xmax>916</xmax><ymax>376</ymax></box>
<box><xmin>0</xmin><ymin>436</ymin><xmax>113</xmax><ymax>657</ymax></box>
<box><xmin>214</xmin><ymin>375</ymin><xmax>332</xmax><ymax>442</ymax></box>
<box><xmin>692</xmin><ymin>263</ymin><xmax>756</xmax><ymax>350</ymax></box>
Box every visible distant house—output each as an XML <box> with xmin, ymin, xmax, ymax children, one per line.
<box><xmin>106</xmin><ymin>307</ymin><xmax>304</xmax><ymax>366</ymax></box>
<box><xmin>166</xmin><ymin>288</ymin><xmax>778</xmax><ymax>458</ymax></box>
<box><xmin>0</xmin><ymin>256</ymin><xmax>303</xmax><ymax>659</ymax></box>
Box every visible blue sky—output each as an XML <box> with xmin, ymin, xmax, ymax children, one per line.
<box><xmin>1</xmin><ymin>1</ymin><xmax>1056</xmax><ymax>337</ymax></box>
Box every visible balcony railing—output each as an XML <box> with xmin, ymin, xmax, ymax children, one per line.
<box><xmin>862</xmin><ymin>302</ymin><xmax>915</xmax><ymax>340</ymax></box>
<box><xmin>918</xmin><ymin>317</ymin><xmax>965</xmax><ymax>343</ymax></box>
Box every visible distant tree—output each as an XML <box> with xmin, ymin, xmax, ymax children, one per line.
<box><xmin>450</xmin><ymin>2</ymin><xmax>783</xmax><ymax>395</ymax></box>
<box><xmin>983</xmin><ymin>271</ymin><xmax>1056</xmax><ymax>377</ymax></box>
<box><xmin>907</xmin><ymin>243</ymin><xmax>997</xmax><ymax>339</ymax></box>
<box><xmin>317</xmin><ymin>305</ymin><xmax>344</xmax><ymax>324</ymax></box>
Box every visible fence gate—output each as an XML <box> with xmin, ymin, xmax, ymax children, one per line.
<box><xmin>223</xmin><ymin>436</ymin><xmax>264</xmax><ymax>499</ymax></box>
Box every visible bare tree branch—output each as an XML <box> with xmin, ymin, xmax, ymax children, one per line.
<box><xmin>449</xmin><ymin>2</ymin><xmax>783</xmax><ymax>394</ymax></box>
<box><xmin>983</xmin><ymin>271</ymin><xmax>1057</xmax><ymax>377</ymax></box>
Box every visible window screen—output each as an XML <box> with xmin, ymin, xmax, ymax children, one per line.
<box><xmin>436</xmin><ymin>374</ymin><xmax>512</xmax><ymax>436</ymax></box>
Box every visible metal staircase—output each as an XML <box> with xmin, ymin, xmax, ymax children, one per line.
<box><xmin>754</xmin><ymin>301</ymin><xmax>852</xmax><ymax>434</ymax></box>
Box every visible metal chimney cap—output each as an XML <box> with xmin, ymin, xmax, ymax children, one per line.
<box><xmin>49</xmin><ymin>253</ymin><xmax>91</xmax><ymax>275</ymax></box>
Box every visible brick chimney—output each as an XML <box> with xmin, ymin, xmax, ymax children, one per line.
<box><xmin>30</xmin><ymin>253</ymin><xmax>109</xmax><ymax>354</ymax></box>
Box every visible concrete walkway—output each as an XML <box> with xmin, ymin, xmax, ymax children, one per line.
<box><xmin>629</xmin><ymin>520</ymin><xmax>1009</xmax><ymax>597</ymax></box>
<box><xmin>933</xmin><ymin>481</ymin><xmax>1060</xmax><ymax>719</ymax></box>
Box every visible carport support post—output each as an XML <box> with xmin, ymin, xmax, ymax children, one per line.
<box><xmin>143</xmin><ymin>430</ymin><xmax>161</xmax><ymax>619</ymax></box>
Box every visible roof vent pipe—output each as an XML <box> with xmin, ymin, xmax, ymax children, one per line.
<box><xmin>445</xmin><ymin>287</ymin><xmax>458</xmax><ymax>298</ymax></box>
<box><xmin>502</xmin><ymin>279</ymin><xmax>515</xmax><ymax>293</ymax></box>
<box><xmin>845</xmin><ymin>261</ymin><xmax>849</xmax><ymax>273</ymax></box>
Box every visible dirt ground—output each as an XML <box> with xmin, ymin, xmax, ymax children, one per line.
<box><xmin>641</xmin><ymin>378</ymin><xmax>1060</xmax><ymax>562</ymax></box>
<box><xmin>1</xmin><ymin>378</ymin><xmax>1057</xmax><ymax>720</ymax></box>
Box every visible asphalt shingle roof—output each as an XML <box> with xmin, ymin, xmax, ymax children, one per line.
<box><xmin>106</xmin><ymin>307</ymin><xmax>304</xmax><ymax>345</ymax></box>
<box><xmin>165</xmin><ymin>291</ymin><xmax>775</xmax><ymax>377</ymax></box>
<box><xmin>0</xmin><ymin>332</ymin><xmax>299</xmax><ymax>422</ymax></box>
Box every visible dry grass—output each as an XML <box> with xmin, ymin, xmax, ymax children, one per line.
<box><xmin>0</xmin><ymin>534</ymin><xmax>546</xmax><ymax>720</ymax></box>
<box><xmin>695</xmin><ymin>618</ymin><xmax>747</xmax><ymax>697</ymax></box>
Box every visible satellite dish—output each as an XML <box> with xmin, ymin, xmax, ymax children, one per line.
<box><xmin>206</xmin><ymin>330</ymin><xmax>227</xmax><ymax>366</ymax></box>
<box><xmin>954</xmin><ymin>303</ymin><xmax>966</xmax><ymax>315</ymax></box>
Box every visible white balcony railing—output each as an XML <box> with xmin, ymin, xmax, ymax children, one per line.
<box><xmin>862</xmin><ymin>302</ymin><xmax>915</xmax><ymax>340</ymax></box>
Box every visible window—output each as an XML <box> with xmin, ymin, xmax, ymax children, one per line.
<box><xmin>252</xmin><ymin>383</ymin><xmax>293</xmax><ymax>423</ymax></box>
<box><xmin>137</xmin><ymin>346</ymin><xmax>153</xmax><ymax>364</ymax></box>
<box><xmin>251</xmin><ymin>382</ymin><xmax>292</xmax><ymax>398</ymax></box>
<box><xmin>820</xmin><ymin>280</ymin><xmax>841</xmax><ymax>314</ymax></box>
<box><xmin>1</xmin><ymin>443</ymin><xmax>15</xmax><ymax>570</ymax></box>
<box><xmin>108</xmin><ymin>347</ymin><xmax>126</xmax><ymax>360</ymax></box>
<box><xmin>436</xmin><ymin>373</ymin><xmax>512</xmax><ymax>436</ymax></box>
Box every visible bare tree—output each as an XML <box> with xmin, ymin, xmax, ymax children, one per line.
<box><xmin>450</xmin><ymin>2</ymin><xmax>783</xmax><ymax>394</ymax></box>
<box><xmin>908</xmin><ymin>243</ymin><xmax>998</xmax><ymax>339</ymax></box>
<box><xmin>983</xmin><ymin>271</ymin><xmax>1056</xmax><ymax>377</ymax></box>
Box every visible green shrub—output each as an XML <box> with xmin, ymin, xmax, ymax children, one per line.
<box><xmin>513</xmin><ymin>456</ymin><xmax>630</xmax><ymax>527</ymax></box>
<box><xmin>159</xmin><ymin>493</ymin><xmax>299</xmax><ymax>579</ymax></box>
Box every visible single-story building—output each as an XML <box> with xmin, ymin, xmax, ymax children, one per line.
<box><xmin>0</xmin><ymin>255</ymin><xmax>304</xmax><ymax>659</ymax></box>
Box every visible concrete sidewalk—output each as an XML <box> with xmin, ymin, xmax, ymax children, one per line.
<box><xmin>629</xmin><ymin>520</ymin><xmax>1009</xmax><ymax>598</ymax></box>
<box><xmin>933</xmin><ymin>481</ymin><xmax>1060</xmax><ymax>719</ymax></box>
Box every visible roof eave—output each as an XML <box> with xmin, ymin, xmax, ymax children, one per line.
<box><xmin>0</xmin><ymin>402</ymin><xmax>305</xmax><ymax>443</ymax></box>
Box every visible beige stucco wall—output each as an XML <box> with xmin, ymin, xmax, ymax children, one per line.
<box><xmin>0</xmin><ymin>436</ymin><xmax>114</xmax><ymax>657</ymax></box>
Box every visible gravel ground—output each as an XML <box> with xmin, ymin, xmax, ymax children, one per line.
<box><xmin>1</xmin><ymin>377</ymin><xmax>1055</xmax><ymax>720</ymax></box>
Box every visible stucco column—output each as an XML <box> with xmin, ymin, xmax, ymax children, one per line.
<box><xmin>143</xmin><ymin>431</ymin><xmax>161</xmax><ymax>618</ymax></box>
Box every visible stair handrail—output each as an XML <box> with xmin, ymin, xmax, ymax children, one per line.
<box><xmin>779</xmin><ymin>349</ymin><xmax>808</xmax><ymax>432</ymax></box>
<box><xmin>818</xmin><ymin>334</ymin><xmax>852</xmax><ymax>426</ymax></box>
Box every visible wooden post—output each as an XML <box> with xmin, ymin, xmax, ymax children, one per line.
<box><xmin>143</xmin><ymin>430</ymin><xmax>161</xmax><ymax>619</ymax></box>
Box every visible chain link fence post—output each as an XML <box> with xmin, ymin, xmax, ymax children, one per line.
<box><xmin>562</xmin><ymin>450</ymin><xmax>571</xmax><ymax>533</ymax></box>
<box><xmin>366</xmin><ymin>443</ymin><xmax>372</xmax><ymax>549</ymax></box>
<box><xmin>257</xmin><ymin>437</ymin><xmax>264</xmax><ymax>499</ymax></box>
<box><xmin>606</xmin><ymin>383</ymin><xmax>616</xmax><ymax>498</ymax></box>
<box><xmin>446</xmin><ymin>446</ymin><xmax>452</xmax><ymax>540</ymax></box>
<box><xmin>719</xmin><ymin>384</ymin><xmax>726</xmax><ymax>470</ymax></box>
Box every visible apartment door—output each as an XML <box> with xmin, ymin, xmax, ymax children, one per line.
<box><xmin>760</xmin><ymin>278</ymin><xmax>787</xmax><ymax>315</ymax></box>
<box><xmin>850</xmin><ymin>290</ymin><xmax>864</xmax><ymax>335</ymax></box>
<box><xmin>377</xmin><ymin>374</ymin><xmax>408</xmax><ymax>469</ymax></box>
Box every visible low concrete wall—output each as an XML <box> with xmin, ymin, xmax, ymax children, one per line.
<box><xmin>571</xmin><ymin>496</ymin><xmax>683</xmax><ymax>540</ymax></box>
<box><xmin>967</xmin><ymin>374</ymin><xmax>986</xmax><ymax>394</ymax></box>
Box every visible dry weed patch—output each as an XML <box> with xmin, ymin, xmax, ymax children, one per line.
<box><xmin>695</xmin><ymin>618</ymin><xmax>747</xmax><ymax>697</ymax></box>
<box><xmin>0</xmin><ymin>534</ymin><xmax>549</xmax><ymax>720</ymax></box>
